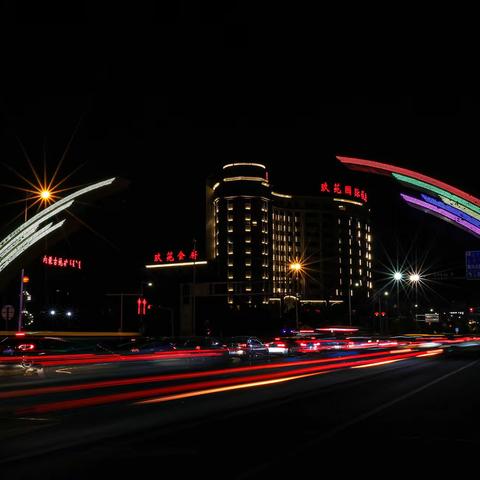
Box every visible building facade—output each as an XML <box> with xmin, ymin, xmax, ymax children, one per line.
<box><xmin>206</xmin><ymin>163</ymin><xmax>372</xmax><ymax>310</ymax></box>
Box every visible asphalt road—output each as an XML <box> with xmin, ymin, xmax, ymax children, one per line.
<box><xmin>1</xmin><ymin>351</ymin><xmax>480</xmax><ymax>478</ymax></box>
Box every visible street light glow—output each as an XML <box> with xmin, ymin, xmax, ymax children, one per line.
<box><xmin>290</xmin><ymin>262</ymin><xmax>303</xmax><ymax>272</ymax></box>
<box><xmin>40</xmin><ymin>190</ymin><xmax>51</xmax><ymax>200</ymax></box>
<box><xmin>409</xmin><ymin>273</ymin><xmax>421</xmax><ymax>282</ymax></box>
<box><xmin>393</xmin><ymin>272</ymin><xmax>403</xmax><ymax>281</ymax></box>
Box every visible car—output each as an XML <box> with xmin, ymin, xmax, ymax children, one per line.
<box><xmin>264</xmin><ymin>337</ymin><xmax>301</xmax><ymax>356</ymax></box>
<box><xmin>112</xmin><ymin>337</ymin><xmax>176</xmax><ymax>354</ymax></box>
<box><xmin>444</xmin><ymin>340</ymin><xmax>480</xmax><ymax>357</ymax></box>
<box><xmin>174</xmin><ymin>336</ymin><xmax>227</xmax><ymax>350</ymax></box>
<box><xmin>0</xmin><ymin>334</ymin><xmax>89</xmax><ymax>356</ymax></box>
<box><xmin>223</xmin><ymin>336</ymin><xmax>270</xmax><ymax>360</ymax></box>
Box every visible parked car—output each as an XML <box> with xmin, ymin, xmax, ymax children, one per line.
<box><xmin>223</xmin><ymin>336</ymin><xmax>269</xmax><ymax>360</ymax></box>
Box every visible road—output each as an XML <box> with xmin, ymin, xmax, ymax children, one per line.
<box><xmin>1</xmin><ymin>348</ymin><xmax>479</xmax><ymax>478</ymax></box>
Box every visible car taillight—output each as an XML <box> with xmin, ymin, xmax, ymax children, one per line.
<box><xmin>239</xmin><ymin>343</ymin><xmax>247</xmax><ymax>348</ymax></box>
<box><xmin>277</xmin><ymin>343</ymin><xmax>286</xmax><ymax>348</ymax></box>
<box><xmin>18</xmin><ymin>343</ymin><xmax>35</xmax><ymax>351</ymax></box>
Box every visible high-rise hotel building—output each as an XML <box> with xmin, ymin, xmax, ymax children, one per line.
<box><xmin>206</xmin><ymin>163</ymin><xmax>372</xmax><ymax>308</ymax></box>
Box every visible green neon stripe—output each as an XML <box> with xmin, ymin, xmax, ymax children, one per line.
<box><xmin>440</xmin><ymin>196</ymin><xmax>480</xmax><ymax>221</ymax></box>
<box><xmin>392</xmin><ymin>173</ymin><xmax>480</xmax><ymax>215</ymax></box>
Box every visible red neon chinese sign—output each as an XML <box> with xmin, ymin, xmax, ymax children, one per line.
<box><xmin>153</xmin><ymin>249</ymin><xmax>199</xmax><ymax>263</ymax></box>
<box><xmin>321</xmin><ymin>181</ymin><xmax>368</xmax><ymax>202</ymax></box>
<box><xmin>42</xmin><ymin>255</ymin><xmax>82</xmax><ymax>269</ymax></box>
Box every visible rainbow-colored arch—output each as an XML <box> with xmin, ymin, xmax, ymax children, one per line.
<box><xmin>337</xmin><ymin>156</ymin><xmax>480</xmax><ymax>238</ymax></box>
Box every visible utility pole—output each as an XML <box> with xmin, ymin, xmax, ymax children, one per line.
<box><xmin>18</xmin><ymin>194</ymin><xmax>28</xmax><ymax>332</ymax></box>
<box><xmin>105</xmin><ymin>293</ymin><xmax>140</xmax><ymax>332</ymax></box>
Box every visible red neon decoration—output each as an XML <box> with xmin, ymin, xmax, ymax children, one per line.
<box><xmin>42</xmin><ymin>255</ymin><xmax>82</xmax><ymax>269</ymax></box>
<box><xmin>137</xmin><ymin>298</ymin><xmax>148</xmax><ymax>316</ymax></box>
<box><xmin>337</xmin><ymin>156</ymin><xmax>480</xmax><ymax>207</ymax></box>
<box><xmin>319</xmin><ymin>182</ymin><xmax>367</xmax><ymax>202</ymax></box>
<box><xmin>153</xmin><ymin>249</ymin><xmax>201</xmax><ymax>263</ymax></box>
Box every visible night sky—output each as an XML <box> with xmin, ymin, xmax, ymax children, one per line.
<box><xmin>1</xmin><ymin>4</ymin><xmax>479</xmax><ymax>317</ymax></box>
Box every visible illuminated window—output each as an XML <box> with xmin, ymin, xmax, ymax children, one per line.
<box><xmin>228</xmin><ymin>214</ymin><xmax>233</xmax><ymax>222</ymax></box>
<box><xmin>228</xmin><ymin>226</ymin><xmax>233</xmax><ymax>233</ymax></box>
<box><xmin>245</xmin><ymin>202</ymin><xmax>251</xmax><ymax>210</ymax></box>
<box><xmin>245</xmin><ymin>236</ymin><xmax>251</xmax><ymax>244</ymax></box>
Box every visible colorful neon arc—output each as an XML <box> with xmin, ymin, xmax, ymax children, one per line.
<box><xmin>337</xmin><ymin>155</ymin><xmax>480</xmax><ymax>238</ymax></box>
<box><xmin>400</xmin><ymin>193</ymin><xmax>480</xmax><ymax>238</ymax></box>
<box><xmin>336</xmin><ymin>156</ymin><xmax>480</xmax><ymax>207</ymax></box>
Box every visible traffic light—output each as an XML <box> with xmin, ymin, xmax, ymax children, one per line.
<box><xmin>22</xmin><ymin>275</ymin><xmax>30</xmax><ymax>284</ymax></box>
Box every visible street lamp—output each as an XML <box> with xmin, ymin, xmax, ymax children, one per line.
<box><xmin>140</xmin><ymin>281</ymin><xmax>154</xmax><ymax>296</ymax></box>
<box><xmin>409</xmin><ymin>272</ymin><xmax>421</xmax><ymax>305</ymax></box>
<box><xmin>348</xmin><ymin>282</ymin><xmax>360</xmax><ymax>326</ymax></box>
<box><xmin>289</xmin><ymin>260</ymin><xmax>304</xmax><ymax>330</ymax></box>
<box><xmin>393</xmin><ymin>272</ymin><xmax>403</xmax><ymax>317</ymax></box>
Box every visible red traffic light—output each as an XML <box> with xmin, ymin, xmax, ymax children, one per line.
<box><xmin>469</xmin><ymin>307</ymin><xmax>474</xmax><ymax>313</ymax></box>
<box><xmin>381</xmin><ymin>311</ymin><xmax>386</xmax><ymax>317</ymax></box>
<box><xmin>374</xmin><ymin>312</ymin><xmax>379</xmax><ymax>317</ymax></box>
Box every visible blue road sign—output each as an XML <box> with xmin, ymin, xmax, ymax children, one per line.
<box><xmin>466</xmin><ymin>251</ymin><xmax>480</xmax><ymax>279</ymax></box>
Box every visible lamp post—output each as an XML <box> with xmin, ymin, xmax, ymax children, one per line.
<box><xmin>393</xmin><ymin>272</ymin><xmax>402</xmax><ymax>317</ymax></box>
<box><xmin>289</xmin><ymin>260</ymin><xmax>303</xmax><ymax>331</ymax></box>
<box><xmin>348</xmin><ymin>282</ymin><xmax>360</xmax><ymax>326</ymax></box>
<box><xmin>140</xmin><ymin>281</ymin><xmax>153</xmax><ymax>296</ymax></box>
<box><xmin>409</xmin><ymin>273</ymin><xmax>421</xmax><ymax>305</ymax></box>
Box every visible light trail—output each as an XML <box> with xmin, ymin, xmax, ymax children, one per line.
<box><xmin>14</xmin><ymin>349</ymin><xmax>441</xmax><ymax>415</ymax></box>
<box><xmin>0</xmin><ymin>349</ymin><xmax>421</xmax><ymax>400</ymax></box>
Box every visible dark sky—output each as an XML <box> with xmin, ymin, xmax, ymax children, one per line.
<box><xmin>1</xmin><ymin>4</ymin><xmax>479</xmax><ymax>309</ymax></box>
